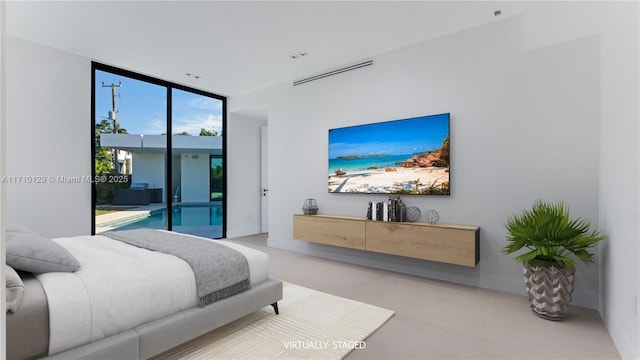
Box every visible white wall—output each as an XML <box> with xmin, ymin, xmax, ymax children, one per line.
<box><xmin>597</xmin><ymin>6</ymin><xmax>640</xmax><ymax>358</ymax></box>
<box><xmin>1</xmin><ymin>2</ymin><xmax>7</xmax><ymax>358</ymax></box>
<box><xmin>131</xmin><ymin>153</ymin><xmax>165</xmax><ymax>201</ymax></box>
<box><xmin>226</xmin><ymin>111</ymin><xmax>267</xmax><ymax>238</ymax></box>
<box><xmin>5</xmin><ymin>36</ymin><xmax>90</xmax><ymax>237</ymax></box>
<box><xmin>237</xmin><ymin>14</ymin><xmax>604</xmax><ymax>309</ymax></box>
<box><xmin>180</xmin><ymin>154</ymin><xmax>209</xmax><ymax>202</ymax></box>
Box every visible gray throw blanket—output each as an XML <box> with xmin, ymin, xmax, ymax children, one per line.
<box><xmin>102</xmin><ymin>229</ymin><xmax>250</xmax><ymax>307</ymax></box>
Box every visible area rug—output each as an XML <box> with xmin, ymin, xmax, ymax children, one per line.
<box><xmin>151</xmin><ymin>282</ymin><xmax>395</xmax><ymax>360</ymax></box>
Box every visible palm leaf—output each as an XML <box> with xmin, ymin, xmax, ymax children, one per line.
<box><xmin>515</xmin><ymin>250</ymin><xmax>541</xmax><ymax>263</ymax></box>
<box><xmin>504</xmin><ymin>200</ymin><xmax>606</xmax><ymax>269</ymax></box>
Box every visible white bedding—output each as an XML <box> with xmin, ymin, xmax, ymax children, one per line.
<box><xmin>36</xmin><ymin>233</ymin><xmax>269</xmax><ymax>356</ymax></box>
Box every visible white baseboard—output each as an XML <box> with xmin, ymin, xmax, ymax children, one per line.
<box><xmin>605</xmin><ymin>314</ymin><xmax>638</xmax><ymax>359</ymax></box>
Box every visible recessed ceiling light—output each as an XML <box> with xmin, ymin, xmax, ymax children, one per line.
<box><xmin>290</xmin><ymin>51</ymin><xmax>309</xmax><ymax>60</ymax></box>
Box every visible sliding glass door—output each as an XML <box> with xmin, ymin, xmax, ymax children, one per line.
<box><xmin>92</xmin><ymin>63</ymin><xmax>226</xmax><ymax>238</ymax></box>
<box><xmin>170</xmin><ymin>89</ymin><xmax>224</xmax><ymax>238</ymax></box>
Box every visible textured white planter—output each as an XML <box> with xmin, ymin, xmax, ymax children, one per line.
<box><xmin>523</xmin><ymin>261</ymin><xmax>576</xmax><ymax>320</ymax></box>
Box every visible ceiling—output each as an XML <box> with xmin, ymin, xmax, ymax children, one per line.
<box><xmin>6</xmin><ymin>1</ymin><xmax>523</xmax><ymax>97</ymax></box>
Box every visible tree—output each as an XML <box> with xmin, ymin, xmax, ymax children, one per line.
<box><xmin>94</xmin><ymin>119</ymin><xmax>128</xmax><ymax>174</ymax></box>
<box><xmin>97</xmin><ymin>118</ymin><xmax>127</xmax><ymax>135</ymax></box>
<box><xmin>199</xmin><ymin>128</ymin><xmax>217</xmax><ymax>136</ymax></box>
<box><xmin>176</xmin><ymin>131</ymin><xmax>191</xmax><ymax>136</ymax></box>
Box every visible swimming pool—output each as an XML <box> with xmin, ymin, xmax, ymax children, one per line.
<box><xmin>114</xmin><ymin>204</ymin><xmax>223</xmax><ymax>230</ymax></box>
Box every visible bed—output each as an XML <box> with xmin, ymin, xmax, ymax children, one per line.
<box><xmin>5</xmin><ymin>224</ymin><xmax>283</xmax><ymax>360</ymax></box>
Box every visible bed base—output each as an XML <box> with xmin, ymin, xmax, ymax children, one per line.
<box><xmin>43</xmin><ymin>278</ymin><xmax>283</xmax><ymax>360</ymax></box>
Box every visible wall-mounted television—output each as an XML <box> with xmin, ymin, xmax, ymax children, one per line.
<box><xmin>328</xmin><ymin>113</ymin><xmax>450</xmax><ymax>195</ymax></box>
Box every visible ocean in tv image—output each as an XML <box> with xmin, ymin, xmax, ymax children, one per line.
<box><xmin>328</xmin><ymin>113</ymin><xmax>450</xmax><ymax>194</ymax></box>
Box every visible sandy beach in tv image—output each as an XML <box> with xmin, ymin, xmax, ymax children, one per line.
<box><xmin>328</xmin><ymin>114</ymin><xmax>450</xmax><ymax>195</ymax></box>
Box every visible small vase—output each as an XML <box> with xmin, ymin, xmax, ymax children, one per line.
<box><xmin>302</xmin><ymin>199</ymin><xmax>319</xmax><ymax>215</ymax></box>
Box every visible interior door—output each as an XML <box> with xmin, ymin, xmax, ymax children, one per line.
<box><xmin>261</xmin><ymin>126</ymin><xmax>268</xmax><ymax>233</ymax></box>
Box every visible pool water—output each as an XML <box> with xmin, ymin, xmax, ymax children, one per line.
<box><xmin>116</xmin><ymin>205</ymin><xmax>222</xmax><ymax>230</ymax></box>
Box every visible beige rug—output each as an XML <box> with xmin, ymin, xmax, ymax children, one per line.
<box><xmin>152</xmin><ymin>282</ymin><xmax>394</xmax><ymax>359</ymax></box>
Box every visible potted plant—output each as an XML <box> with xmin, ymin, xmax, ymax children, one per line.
<box><xmin>503</xmin><ymin>200</ymin><xmax>606</xmax><ymax>320</ymax></box>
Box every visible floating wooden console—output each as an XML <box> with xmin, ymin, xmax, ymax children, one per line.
<box><xmin>292</xmin><ymin>214</ymin><xmax>365</xmax><ymax>250</ymax></box>
<box><xmin>293</xmin><ymin>214</ymin><xmax>479</xmax><ymax>267</ymax></box>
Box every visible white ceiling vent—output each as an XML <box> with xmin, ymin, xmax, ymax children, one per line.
<box><xmin>293</xmin><ymin>60</ymin><xmax>374</xmax><ymax>86</ymax></box>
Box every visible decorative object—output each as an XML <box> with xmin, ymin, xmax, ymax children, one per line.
<box><xmin>424</xmin><ymin>209</ymin><xmax>440</xmax><ymax>224</ymax></box>
<box><xmin>503</xmin><ymin>200</ymin><xmax>606</xmax><ymax>320</ymax></box>
<box><xmin>367</xmin><ymin>197</ymin><xmax>405</xmax><ymax>221</ymax></box>
<box><xmin>151</xmin><ymin>282</ymin><xmax>394</xmax><ymax>360</ymax></box>
<box><xmin>302</xmin><ymin>198</ymin><xmax>319</xmax><ymax>215</ymax></box>
<box><xmin>388</xmin><ymin>196</ymin><xmax>404</xmax><ymax>222</ymax></box>
<box><xmin>404</xmin><ymin>206</ymin><xmax>422</xmax><ymax>222</ymax></box>
<box><xmin>328</xmin><ymin>113</ymin><xmax>450</xmax><ymax>195</ymax></box>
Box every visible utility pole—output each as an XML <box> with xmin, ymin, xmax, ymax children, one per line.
<box><xmin>102</xmin><ymin>81</ymin><xmax>122</xmax><ymax>175</ymax></box>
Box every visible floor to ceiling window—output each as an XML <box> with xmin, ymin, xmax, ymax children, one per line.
<box><xmin>92</xmin><ymin>63</ymin><xmax>226</xmax><ymax>239</ymax></box>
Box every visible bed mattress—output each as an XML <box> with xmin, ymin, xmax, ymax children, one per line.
<box><xmin>6</xmin><ymin>273</ymin><xmax>49</xmax><ymax>360</ymax></box>
<box><xmin>6</xmin><ymin>232</ymin><xmax>270</xmax><ymax>359</ymax></box>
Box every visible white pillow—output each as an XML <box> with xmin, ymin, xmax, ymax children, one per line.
<box><xmin>6</xmin><ymin>223</ymin><xmax>81</xmax><ymax>273</ymax></box>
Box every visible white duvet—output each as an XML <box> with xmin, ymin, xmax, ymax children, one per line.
<box><xmin>36</xmin><ymin>234</ymin><xmax>269</xmax><ymax>356</ymax></box>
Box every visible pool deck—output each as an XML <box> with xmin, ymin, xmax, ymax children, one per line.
<box><xmin>95</xmin><ymin>203</ymin><xmax>166</xmax><ymax>233</ymax></box>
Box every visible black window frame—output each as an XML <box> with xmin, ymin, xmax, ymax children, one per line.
<box><xmin>91</xmin><ymin>62</ymin><xmax>227</xmax><ymax>238</ymax></box>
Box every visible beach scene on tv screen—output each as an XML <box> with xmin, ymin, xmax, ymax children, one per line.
<box><xmin>328</xmin><ymin>113</ymin><xmax>450</xmax><ymax>194</ymax></box>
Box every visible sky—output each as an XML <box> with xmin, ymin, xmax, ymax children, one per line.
<box><xmin>328</xmin><ymin>113</ymin><xmax>450</xmax><ymax>159</ymax></box>
<box><xmin>95</xmin><ymin>70</ymin><xmax>223</xmax><ymax>136</ymax></box>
